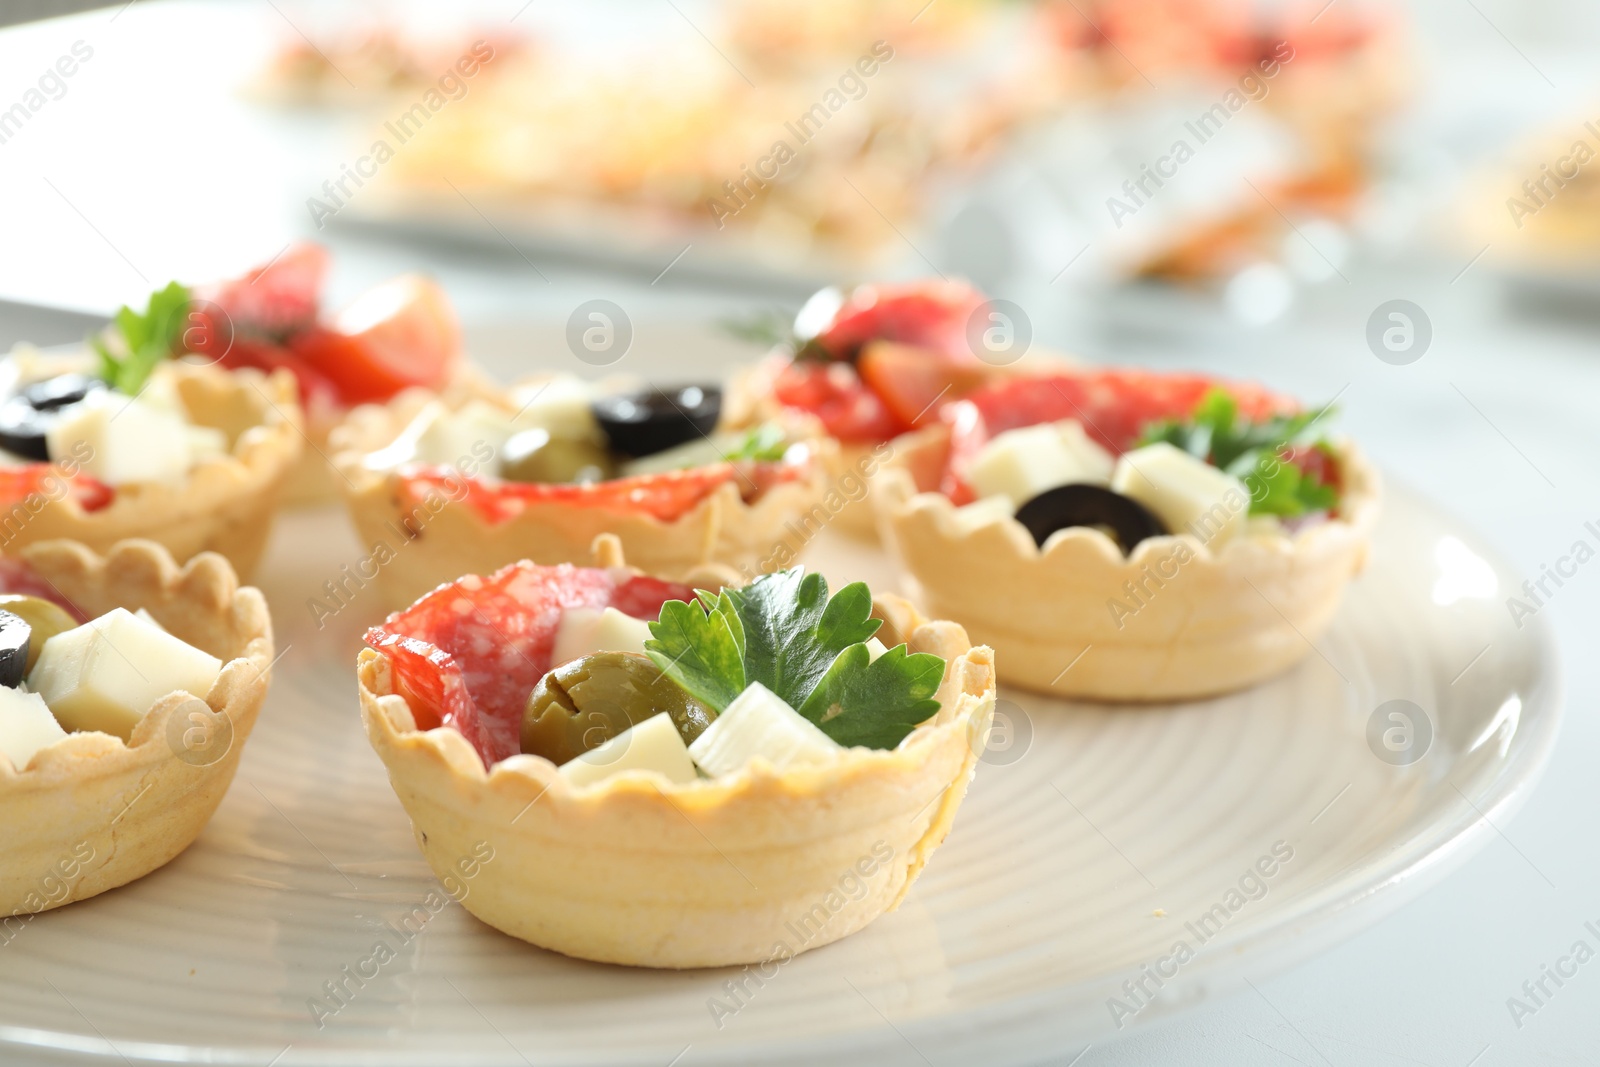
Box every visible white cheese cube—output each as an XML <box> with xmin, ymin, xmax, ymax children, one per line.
<box><xmin>365</xmin><ymin>401</ymin><xmax>513</xmax><ymax>471</ymax></box>
<box><xmin>47</xmin><ymin>391</ymin><xmax>192</xmax><ymax>485</ymax></box>
<box><xmin>865</xmin><ymin>637</ymin><xmax>889</xmax><ymax>661</ymax></box>
<box><xmin>967</xmin><ymin>419</ymin><xmax>1114</xmax><ymax>508</ymax></box>
<box><xmin>551</xmin><ymin>606</ymin><xmax>652</xmax><ymax>666</ymax></box>
<box><xmin>135</xmin><ymin>608</ymin><xmax>164</xmax><ymax>632</ymax></box>
<box><xmin>511</xmin><ymin>375</ymin><xmax>600</xmax><ymax>442</ymax></box>
<box><xmin>951</xmin><ymin>495</ymin><xmax>1015</xmax><ymax>532</ymax></box>
<box><xmin>688</xmin><ymin>681</ymin><xmax>842</xmax><ymax>778</ymax></box>
<box><xmin>559</xmin><ymin>712</ymin><xmax>698</xmax><ymax>787</ymax></box>
<box><xmin>0</xmin><ymin>686</ymin><xmax>66</xmax><ymax>771</ymax></box>
<box><xmin>1112</xmin><ymin>442</ymin><xmax>1249</xmax><ymax>548</ymax></box>
<box><xmin>28</xmin><ymin>608</ymin><xmax>223</xmax><ymax>742</ymax></box>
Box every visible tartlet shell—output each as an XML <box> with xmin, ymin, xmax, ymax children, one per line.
<box><xmin>0</xmin><ymin>539</ymin><xmax>274</xmax><ymax>916</ymax></box>
<box><xmin>874</xmin><ymin>424</ymin><xmax>1381</xmax><ymax>699</ymax></box>
<box><xmin>357</xmin><ymin>587</ymin><xmax>996</xmax><ymax>969</ymax></box>
<box><xmin>329</xmin><ymin>378</ymin><xmax>839</xmax><ymax>610</ymax></box>
<box><xmin>0</xmin><ymin>357</ymin><xmax>302</xmax><ymax>579</ymax></box>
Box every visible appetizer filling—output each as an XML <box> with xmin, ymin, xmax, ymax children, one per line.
<box><xmin>942</xmin><ymin>370</ymin><xmax>1342</xmax><ymax>552</ymax></box>
<box><xmin>0</xmin><ymin>293</ymin><xmax>240</xmax><ymax>511</ymax></box>
<box><xmin>364</xmin><ymin>563</ymin><xmax>945</xmax><ymax>782</ymax></box>
<box><xmin>364</xmin><ymin>377</ymin><xmax>813</xmax><ymax>524</ymax></box>
<box><xmin>0</xmin><ymin>573</ymin><xmax>223</xmax><ymax>771</ymax></box>
<box><xmin>186</xmin><ymin>243</ymin><xmax>461</xmax><ymax>410</ymax></box>
<box><xmin>749</xmin><ymin>279</ymin><xmax>997</xmax><ymax>443</ymax></box>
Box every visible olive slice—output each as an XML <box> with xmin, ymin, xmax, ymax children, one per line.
<box><xmin>0</xmin><ymin>595</ymin><xmax>78</xmax><ymax>675</ymax></box>
<box><xmin>1013</xmin><ymin>484</ymin><xmax>1168</xmax><ymax>552</ymax></box>
<box><xmin>22</xmin><ymin>374</ymin><xmax>105</xmax><ymax>412</ymax></box>
<box><xmin>0</xmin><ymin>398</ymin><xmax>51</xmax><ymax>461</ymax></box>
<box><xmin>591</xmin><ymin>385</ymin><xmax>721</xmax><ymax>459</ymax></box>
<box><xmin>522</xmin><ymin>651</ymin><xmax>715</xmax><ymax>764</ymax></box>
<box><xmin>0</xmin><ymin>610</ymin><xmax>30</xmax><ymax>689</ymax></box>
<box><xmin>0</xmin><ymin>374</ymin><xmax>109</xmax><ymax>461</ymax></box>
<box><xmin>500</xmin><ymin>428</ymin><xmax>615</xmax><ymax>485</ymax></box>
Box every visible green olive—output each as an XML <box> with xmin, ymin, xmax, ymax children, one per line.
<box><xmin>0</xmin><ymin>595</ymin><xmax>77</xmax><ymax>674</ymax></box>
<box><xmin>500</xmin><ymin>429</ymin><xmax>615</xmax><ymax>485</ymax></box>
<box><xmin>521</xmin><ymin>651</ymin><xmax>715</xmax><ymax>765</ymax></box>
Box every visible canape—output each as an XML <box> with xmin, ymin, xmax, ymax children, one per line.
<box><xmin>0</xmin><ymin>338</ymin><xmax>301</xmax><ymax>577</ymax></box>
<box><xmin>330</xmin><ymin>373</ymin><xmax>836</xmax><ymax>610</ymax></box>
<box><xmin>0</xmin><ymin>539</ymin><xmax>274</xmax><ymax>918</ymax></box>
<box><xmin>875</xmin><ymin>369</ymin><xmax>1380</xmax><ymax>699</ymax></box>
<box><xmin>180</xmin><ymin>243</ymin><xmax>473</xmax><ymax>505</ymax></box>
<box><xmin>357</xmin><ymin>538</ymin><xmax>995</xmax><ymax>968</ymax></box>
<box><xmin>726</xmin><ymin>279</ymin><xmax>1055</xmax><ymax>536</ymax></box>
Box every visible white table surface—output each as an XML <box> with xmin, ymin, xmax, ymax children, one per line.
<box><xmin>2</xmin><ymin>1</ymin><xmax>1598</xmax><ymax>1064</ymax></box>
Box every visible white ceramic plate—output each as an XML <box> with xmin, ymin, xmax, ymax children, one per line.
<box><xmin>0</xmin><ymin>484</ymin><xmax>1560</xmax><ymax>1066</ymax></box>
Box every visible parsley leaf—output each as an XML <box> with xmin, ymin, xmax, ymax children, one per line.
<box><xmin>797</xmin><ymin>643</ymin><xmax>945</xmax><ymax>749</ymax></box>
<box><xmin>91</xmin><ymin>281</ymin><xmax>191</xmax><ymax>395</ymax></box>
<box><xmin>645</xmin><ymin>596</ymin><xmax>746</xmax><ymax>710</ymax></box>
<box><xmin>646</xmin><ymin>568</ymin><xmax>947</xmax><ymax>749</ymax></box>
<box><xmin>716</xmin><ymin>309</ymin><xmax>797</xmax><ymax>351</ymax></box>
<box><xmin>726</xmin><ymin>569</ymin><xmax>880</xmax><ymax>709</ymax></box>
<box><xmin>722</xmin><ymin>424</ymin><xmax>789</xmax><ymax>463</ymax></box>
<box><xmin>1137</xmin><ymin>388</ymin><xmax>1340</xmax><ymax>517</ymax></box>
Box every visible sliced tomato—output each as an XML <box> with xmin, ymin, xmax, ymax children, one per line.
<box><xmin>402</xmin><ymin>465</ymin><xmax>741</xmax><ymax>526</ymax></box>
<box><xmin>806</xmin><ymin>279</ymin><xmax>988</xmax><ymax>362</ymax></box>
<box><xmin>857</xmin><ymin>341</ymin><xmax>994</xmax><ymax>431</ymax></box>
<box><xmin>771</xmin><ymin>361</ymin><xmax>903</xmax><ymax>443</ymax></box>
<box><xmin>365</xmin><ymin>561</ymin><xmax>696</xmax><ymax>765</ymax></box>
<box><xmin>195</xmin><ymin>242</ymin><xmax>329</xmax><ymax>340</ymax></box>
<box><xmin>290</xmin><ymin>274</ymin><xmax>461</xmax><ymax>406</ymax></box>
<box><xmin>0</xmin><ymin>466</ymin><xmax>113</xmax><ymax>514</ymax></box>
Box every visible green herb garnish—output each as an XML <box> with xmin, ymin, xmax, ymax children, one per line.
<box><xmin>90</xmin><ymin>281</ymin><xmax>190</xmax><ymax>395</ymax></box>
<box><xmin>722</xmin><ymin>424</ymin><xmax>789</xmax><ymax>463</ymax></box>
<box><xmin>716</xmin><ymin>309</ymin><xmax>797</xmax><ymax>350</ymax></box>
<box><xmin>797</xmin><ymin>642</ymin><xmax>944</xmax><ymax>749</ymax></box>
<box><xmin>1136</xmin><ymin>388</ymin><xmax>1340</xmax><ymax>517</ymax></box>
<box><xmin>645</xmin><ymin>568</ymin><xmax>946</xmax><ymax>749</ymax></box>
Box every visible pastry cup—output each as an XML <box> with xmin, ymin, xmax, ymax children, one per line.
<box><xmin>0</xmin><ymin>355</ymin><xmax>302</xmax><ymax>579</ymax></box>
<box><xmin>330</xmin><ymin>379</ymin><xmax>839</xmax><ymax>611</ymax></box>
<box><xmin>875</xmin><ymin>424</ymin><xmax>1381</xmax><ymax>700</ymax></box>
<box><xmin>0</xmin><ymin>539</ymin><xmax>274</xmax><ymax>917</ymax></box>
<box><xmin>356</xmin><ymin>551</ymin><xmax>996</xmax><ymax>969</ymax></box>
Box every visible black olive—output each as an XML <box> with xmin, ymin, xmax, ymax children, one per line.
<box><xmin>22</xmin><ymin>374</ymin><xmax>105</xmax><ymax>412</ymax></box>
<box><xmin>1014</xmin><ymin>484</ymin><xmax>1168</xmax><ymax>552</ymax></box>
<box><xmin>0</xmin><ymin>399</ymin><xmax>51</xmax><ymax>461</ymax></box>
<box><xmin>591</xmin><ymin>385</ymin><xmax>721</xmax><ymax>459</ymax></box>
<box><xmin>0</xmin><ymin>609</ymin><xmax>32</xmax><ymax>689</ymax></box>
<box><xmin>0</xmin><ymin>374</ymin><xmax>108</xmax><ymax>461</ymax></box>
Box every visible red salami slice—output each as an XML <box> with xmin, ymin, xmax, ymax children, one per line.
<box><xmin>364</xmin><ymin>561</ymin><xmax>697</xmax><ymax>765</ymax></box>
<box><xmin>0</xmin><ymin>466</ymin><xmax>114</xmax><ymax>514</ymax></box>
<box><xmin>400</xmin><ymin>458</ymin><xmax>808</xmax><ymax>526</ymax></box>
<box><xmin>0</xmin><ymin>559</ymin><xmax>87</xmax><ymax>621</ymax></box>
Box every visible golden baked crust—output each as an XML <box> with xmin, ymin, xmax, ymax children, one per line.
<box><xmin>0</xmin><ymin>357</ymin><xmax>302</xmax><ymax>579</ymax></box>
<box><xmin>356</xmin><ymin>551</ymin><xmax>996</xmax><ymax>969</ymax></box>
<box><xmin>329</xmin><ymin>378</ymin><xmax>838</xmax><ymax>610</ymax></box>
<box><xmin>874</xmin><ymin>424</ymin><xmax>1381</xmax><ymax>699</ymax></box>
<box><xmin>0</xmin><ymin>539</ymin><xmax>274</xmax><ymax>916</ymax></box>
